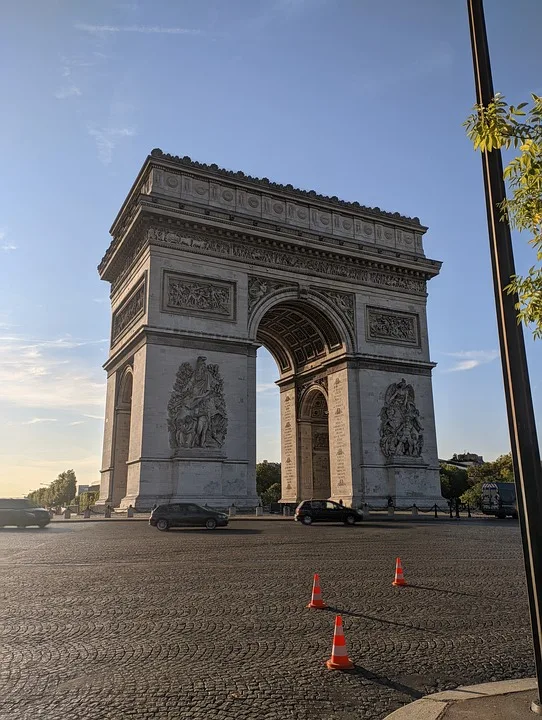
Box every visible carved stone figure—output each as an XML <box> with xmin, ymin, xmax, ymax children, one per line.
<box><xmin>247</xmin><ymin>276</ymin><xmax>292</xmax><ymax>312</ymax></box>
<box><xmin>368</xmin><ymin>308</ymin><xmax>417</xmax><ymax>344</ymax></box>
<box><xmin>316</xmin><ymin>289</ymin><xmax>355</xmax><ymax>329</ymax></box>
<box><xmin>165</xmin><ymin>273</ymin><xmax>233</xmax><ymax>318</ymax></box>
<box><xmin>167</xmin><ymin>357</ymin><xmax>227</xmax><ymax>453</ymax></box>
<box><xmin>111</xmin><ymin>282</ymin><xmax>145</xmax><ymax>342</ymax></box>
<box><xmin>379</xmin><ymin>379</ymin><xmax>424</xmax><ymax>458</ymax></box>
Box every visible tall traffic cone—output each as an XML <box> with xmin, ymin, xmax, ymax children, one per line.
<box><xmin>392</xmin><ymin>557</ymin><xmax>407</xmax><ymax>586</ymax></box>
<box><xmin>307</xmin><ymin>573</ymin><xmax>327</xmax><ymax>609</ymax></box>
<box><xmin>326</xmin><ymin>615</ymin><xmax>354</xmax><ymax>670</ymax></box>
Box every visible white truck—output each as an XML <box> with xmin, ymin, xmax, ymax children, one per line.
<box><xmin>481</xmin><ymin>482</ymin><xmax>518</xmax><ymax>519</ymax></box>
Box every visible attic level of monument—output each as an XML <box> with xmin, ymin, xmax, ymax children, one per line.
<box><xmin>99</xmin><ymin>151</ymin><xmax>441</xmax><ymax>285</ymax></box>
<box><xmin>113</xmin><ymin>147</ymin><xmax>426</xmax><ymax>234</ymax></box>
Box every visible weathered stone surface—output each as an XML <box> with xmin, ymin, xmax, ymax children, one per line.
<box><xmin>97</xmin><ymin>154</ymin><xmax>442</xmax><ymax>510</ymax></box>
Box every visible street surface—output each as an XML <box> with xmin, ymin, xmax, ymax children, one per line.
<box><xmin>0</xmin><ymin>519</ymin><xmax>534</xmax><ymax>719</ymax></box>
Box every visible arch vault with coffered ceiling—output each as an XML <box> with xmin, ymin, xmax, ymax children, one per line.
<box><xmin>96</xmin><ymin>150</ymin><xmax>443</xmax><ymax>510</ymax></box>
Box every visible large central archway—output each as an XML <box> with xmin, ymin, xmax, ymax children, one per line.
<box><xmin>252</xmin><ymin>295</ymin><xmax>352</xmax><ymax>504</ymax></box>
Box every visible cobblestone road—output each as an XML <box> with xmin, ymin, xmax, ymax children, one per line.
<box><xmin>0</xmin><ymin>519</ymin><xmax>534</xmax><ymax>719</ymax></box>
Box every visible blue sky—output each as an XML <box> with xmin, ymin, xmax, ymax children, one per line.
<box><xmin>1</xmin><ymin>0</ymin><xmax>541</xmax><ymax>497</ymax></box>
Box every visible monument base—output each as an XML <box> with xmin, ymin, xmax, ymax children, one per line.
<box><xmin>107</xmin><ymin>457</ymin><xmax>260</xmax><ymax>512</ymax></box>
<box><xmin>358</xmin><ymin>458</ymin><xmax>445</xmax><ymax>510</ymax></box>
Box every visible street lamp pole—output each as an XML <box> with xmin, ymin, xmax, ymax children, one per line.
<box><xmin>467</xmin><ymin>0</ymin><xmax>542</xmax><ymax>712</ymax></box>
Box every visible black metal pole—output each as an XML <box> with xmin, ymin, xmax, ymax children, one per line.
<box><xmin>467</xmin><ymin>1</ymin><xmax>542</xmax><ymax>712</ymax></box>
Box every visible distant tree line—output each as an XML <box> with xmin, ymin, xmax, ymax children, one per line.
<box><xmin>27</xmin><ymin>469</ymin><xmax>77</xmax><ymax>508</ymax></box>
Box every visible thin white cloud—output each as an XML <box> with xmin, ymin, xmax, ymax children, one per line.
<box><xmin>21</xmin><ymin>338</ymin><xmax>108</xmax><ymax>351</ymax></box>
<box><xmin>69</xmin><ymin>421</ymin><xmax>85</xmax><ymax>426</ymax></box>
<box><xmin>84</xmin><ymin>413</ymin><xmax>105</xmax><ymax>420</ymax></box>
<box><xmin>93</xmin><ymin>297</ymin><xmax>109</xmax><ymax>304</ymax></box>
<box><xmin>87</xmin><ymin>126</ymin><xmax>137</xmax><ymax>165</ymax></box>
<box><xmin>0</xmin><ymin>229</ymin><xmax>16</xmax><ymax>252</ymax></box>
<box><xmin>23</xmin><ymin>418</ymin><xmax>58</xmax><ymax>425</ymax></box>
<box><xmin>0</xmin><ymin>335</ymin><xmax>106</xmax><ymax>410</ymax></box>
<box><xmin>443</xmin><ymin>350</ymin><xmax>499</xmax><ymax>372</ymax></box>
<box><xmin>75</xmin><ymin>23</ymin><xmax>203</xmax><ymax>36</ymax></box>
<box><xmin>55</xmin><ymin>85</ymin><xmax>82</xmax><ymax>100</ymax></box>
<box><xmin>256</xmin><ymin>382</ymin><xmax>277</xmax><ymax>393</ymax></box>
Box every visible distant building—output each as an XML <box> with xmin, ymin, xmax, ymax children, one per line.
<box><xmin>439</xmin><ymin>453</ymin><xmax>484</xmax><ymax>470</ymax></box>
<box><xmin>77</xmin><ymin>485</ymin><xmax>90</xmax><ymax>495</ymax></box>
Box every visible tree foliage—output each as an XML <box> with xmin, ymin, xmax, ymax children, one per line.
<box><xmin>27</xmin><ymin>469</ymin><xmax>77</xmax><ymax>508</ymax></box>
<box><xmin>459</xmin><ymin>453</ymin><xmax>514</xmax><ymax>508</ymax></box>
<box><xmin>78</xmin><ymin>490</ymin><xmax>99</xmax><ymax>509</ymax></box>
<box><xmin>439</xmin><ymin>464</ymin><xmax>469</xmax><ymax>500</ymax></box>
<box><xmin>261</xmin><ymin>482</ymin><xmax>281</xmax><ymax>506</ymax></box>
<box><xmin>256</xmin><ymin>461</ymin><xmax>281</xmax><ymax>497</ymax></box>
<box><xmin>465</xmin><ymin>94</ymin><xmax>542</xmax><ymax>338</ymax></box>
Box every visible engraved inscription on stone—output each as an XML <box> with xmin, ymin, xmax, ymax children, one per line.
<box><xmin>329</xmin><ymin>375</ymin><xmax>348</xmax><ymax>488</ymax></box>
<box><xmin>367</xmin><ymin>307</ymin><xmax>419</xmax><ymax>346</ymax></box>
<box><xmin>168</xmin><ymin>356</ymin><xmax>228</xmax><ymax>454</ymax></box>
<box><xmin>281</xmin><ymin>392</ymin><xmax>297</xmax><ymax>493</ymax></box>
<box><xmin>379</xmin><ymin>378</ymin><xmax>424</xmax><ymax>459</ymax></box>
<box><xmin>111</xmin><ymin>279</ymin><xmax>145</xmax><ymax>343</ymax></box>
<box><xmin>163</xmin><ymin>271</ymin><xmax>235</xmax><ymax>321</ymax></box>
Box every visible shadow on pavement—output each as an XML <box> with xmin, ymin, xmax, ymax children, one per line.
<box><xmin>407</xmin><ymin>584</ymin><xmax>486</xmax><ymax>600</ymax></box>
<box><xmin>167</xmin><ymin>528</ymin><xmax>262</xmax><ymax>535</ymax></box>
<box><xmin>0</xmin><ymin>527</ymin><xmax>52</xmax><ymax>534</ymax></box>
<box><xmin>296</xmin><ymin>523</ymin><xmax>409</xmax><ymax>531</ymax></box>
<box><xmin>325</xmin><ymin>606</ymin><xmax>440</xmax><ymax>635</ymax></box>
<box><xmin>348</xmin><ymin>666</ymin><xmax>424</xmax><ymax>700</ymax></box>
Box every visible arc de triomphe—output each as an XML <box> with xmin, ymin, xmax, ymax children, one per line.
<box><xmin>97</xmin><ymin>149</ymin><xmax>443</xmax><ymax>510</ymax></box>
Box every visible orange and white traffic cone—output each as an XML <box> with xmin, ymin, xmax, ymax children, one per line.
<box><xmin>307</xmin><ymin>573</ymin><xmax>327</xmax><ymax>609</ymax></box>
<box><xmin>392</xmin><ymin>557</ymin><xmax>407</xmax><ymax>586</ymax></box>
<box><xmin>326</xmin><ymin>615</ymin><xmax>354</xmax><ymax>670</ymax></box>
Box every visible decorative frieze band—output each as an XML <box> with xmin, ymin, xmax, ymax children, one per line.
<box><xmin>111</xmin><ymin>276</ymin><xmax>146</xmax><ymax>344</ymax></box>
<box><xmin>144</xmin><ymin>226</ymin><xmax>427</xmax><ymax>296</ymax></box>
<box><xmin>366</xmin><ymin>306</ymin><xmax>420</xmax><ymax>347</ymax></box>
<box><xmin>162</xmin><ymin>271</ymin><xmax>235</xmax><ymax>321</ymax></box>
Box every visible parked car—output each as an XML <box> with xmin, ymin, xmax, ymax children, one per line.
<box><xmin>295</xmin><ymin>500</ymin><xmax>363</xmax><ymax>526</ymax></box>
<box><xmin>149</xmin><ymin>503</ymin><xmax>229</xmax><ymax>531</ymax></box>
<box><xmin>0</xmin><ymin>498</ymin><xmax>51</xmax><ymax>528</ymax></box>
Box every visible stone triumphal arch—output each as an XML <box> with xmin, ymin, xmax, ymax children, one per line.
<box><xmin>97</xmin><ymin>149</ymin><xmax>443</xmax><ymax>510</ymax></box>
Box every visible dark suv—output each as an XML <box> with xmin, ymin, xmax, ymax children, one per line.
<box><xmin>295</xmin><ymin>500</ymin><xmax>363</xmax><ymax>526</ymax></box>
<box><xmin>0</xmin><ymin>498</ymin><xmax>51</xmax><ymax>528</ymax></box>
<box><xmin>149</xmin><ymin>503</ymin><xmax>229</xmax><ymax>531</ymax></box>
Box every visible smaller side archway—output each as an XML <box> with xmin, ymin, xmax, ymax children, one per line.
<box><xmin>298</xmin><ymin>386</ymin><xmax>331</xmax><ymax>500</ymax></box>
<box><xmin>111</xmin><ymin>366</ymin><xmax>133</xmax><ymax>507</ymax></box>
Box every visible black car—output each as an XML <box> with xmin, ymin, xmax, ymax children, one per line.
<box><xmin>149</xmin><ymin>503</ymin><xmax>229</xmax><ymax>531</ymax></box>
<box><xmin>0</xmin><ymin>498</ymin><xmax>51</xmax><ymax>528</ymax></box>
<box><xmin>295</xmin><ymin>500</ymin><xmax>363</xmax><ymax>526</ymax></box>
